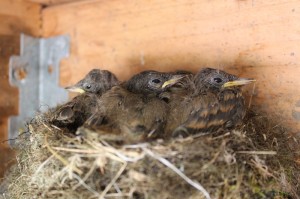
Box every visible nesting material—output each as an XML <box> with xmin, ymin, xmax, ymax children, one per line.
<box><xmin>1</xmin><ymin>110</ymin><xmax>300</xmax><ymax>199</ymax></box>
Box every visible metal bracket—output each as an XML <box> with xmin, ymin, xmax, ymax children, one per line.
<box><xmin>8</xmin><ymin>34</ymin><xmax>70</xmax><ymax>145</ymax></box>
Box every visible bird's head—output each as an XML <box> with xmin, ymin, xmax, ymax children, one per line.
<box><xmin>126</xmin><ymin>70</ymin><xmax>186</xmax><ymax>95</ymax></box>
<box><xmin>65</xmin><ymin>69</ymin><xmax>119</xmax><ymax>94</ymax></box>
<box><xmin>194</xmin><ymin>68</ymin><xmax>255</xmax><ymax>92</ymax></box>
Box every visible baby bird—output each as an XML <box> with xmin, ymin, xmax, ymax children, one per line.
<box><xmin>85</xmin><ymin>70</ymin><xmax>184</xmax><ymax>143</ymax></box>
<box><xmin>51</xmin><ymin>69</ymin><xmax>119</xmax><ymax>132</ymax></box>
<box><xmin>163</xmin><ymin>67</ymin><xmax>255</xmax><ymax>137</ymax></box>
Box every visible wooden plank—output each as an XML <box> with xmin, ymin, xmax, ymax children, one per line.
<box><xmin>0</xmin><ymin>117</ymin><xmax>15</xmax><ymax>180</ymax></box>
<box><xmin>0</xmin><ymin>35</ymin><xmax>20</xmax><ymax>180</ymax></box>
<box><xmin>42</xmin><ymin>0</ymin><xmax>300</xmax><ymax>134</ymax></box>
<box><xmin>0</xmin><ymin>0</ymin><xmax>41</xmax><ymax>179</ymax></box>
<box><xmin>0</xmin><ymin>0</ymin><xmax>41</xmax><ymax>36</ymax></box>
<box><xmin>28</xmin><ymin>0</ymin><xmax>84</xmax><ymax>6</ymax></box>
<box><xmin>0</xmin><ymin>35</ymin><xmax>20</xmax><ymax>117</ymax></box>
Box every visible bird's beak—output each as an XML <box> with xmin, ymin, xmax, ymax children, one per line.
<box><xmin>162</xmin><ymin>75</ymin><xmax>186</xmax><ymax>89</ymax></box>
<box><xmin>222</xmin><ymin>78</ymin><xmax>256</xmax><ymax>88</ymax></box>
<box><xmin>65</xmin><ymin>86</ymin><xmax>85</xmax><ymax>93</ymax></box>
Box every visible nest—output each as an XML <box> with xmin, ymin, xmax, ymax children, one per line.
<box><xmin>1</xmin><ymin>110</ymin><xmax>300</xmax><ymax>199</ymax></box>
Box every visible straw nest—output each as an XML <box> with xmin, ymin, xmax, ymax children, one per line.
<box><xmin>1</xmin><ymin>110</ymin><xmax>300</xmax><ymax>199</ymax></box>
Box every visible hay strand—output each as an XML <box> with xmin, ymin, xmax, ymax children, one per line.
<box><xmin>1</xmin><ymin>110</ymin><xmax>300</xmax><ymax>199</ymax></box>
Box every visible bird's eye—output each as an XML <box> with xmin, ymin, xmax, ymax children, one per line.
<box><xmin>213</xmin><ymin>77</ymin><xmax>223</xmax><ymax>83</ymax></box>
<box><xmin>85</xmin><ymin>84</ymin><xmax>92</xmax><ymax>89</ymax></box>
<box><xmin>151</xmin><ymin>79</ymin><xmax>161</xmax><ymax>84</ymax></box>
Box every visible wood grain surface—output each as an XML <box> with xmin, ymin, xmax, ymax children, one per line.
<box><xmin>42</xmin><ymin>0</ymin><xmax>300</xmax><ymax>134</ymax></box>
<box><xmin>29</xmin><ymin>0</ymin><xmax>84</xmax><ymax>6</ymax></box>
<box><xmin>0</xmin><ymin>0</ymin><xmax>41</xmax><ymax>179</ymax></box>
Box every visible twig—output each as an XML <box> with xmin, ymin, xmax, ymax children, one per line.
<box><xmin>31</xmin><ymin>155</ymin><xmax>54</xmax><ymax>180</ymax></box>
<box><xmin>236</xmin><ymin>151</ymin><xmax>277</xmax><ymax>155</ymax></box>
<box><xmin>73</xmin><ymin>162</ymin><xmax>96</xmax><ymax>190</ymax></box>
<box><xmin>44</xmin><ymin>135</ymin><xmax>83</xmax><ymax>174</ymax></box>
<box><xmin>99</xmin><ymin>162</ymin><xmax>127</xmax><ymax>199</ymax></box>
<box><xmin>143</xmin><ymin>148</ymin><xmax>211</xmax><ymax>199</ymax></box>
<box><xmin>42</xmin><ymin>122</ymin><xmax>52</xmax><ymax>132</ymax></box>
<box><xmin>123</xmin><ymin>143</ymin><xmax>149</xmax><ymax>149</ymax></box>
<box><xmin>201</xmin><ymin>141</ymin><xmax>226</xmax><ymax>170</ymax></box>
<box><xmin>113</xmin><ymin>183</ymin><xmax>122</xmax><ymax>194</ymax></box>
<box><xmin>104</xmin><ymin>193</ymin><xmax>132</xmax><ymax>197</ymax></box>
<box><xmin>50</xmin><ymin>124</ymin><xmax>62</xmax><ymax>131</ymax></box>
<box><xmin>53</xmin><ymin>147</ymin><xmax>100</xmax><ymax>154</ymax></box>
<box><xmin>88</xmin><ymin>139</ymin><xmax>144</xmax><ymax>162</ymax></box>
<box><xmin>72</xmin><ymin>173</ymin><xmax>100</xmax><ymax>197</ymax></box>
<box><xmin>211</xmin><ymin>132</ymin><xmax>231</xmax><ymax>140</ymax></box>
<box><xmin>250</xmin><ymin>158</ymin><xmax>275</xmax><ymax>178</ymax></box>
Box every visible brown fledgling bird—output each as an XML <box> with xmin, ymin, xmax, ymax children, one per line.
<box><xmin>159</xmin><ymin>71</ymin><xmax>194</xmax><ymax>133</ymax></box>
<box><xmin>51</xmin><ymin>69</ymin><xmax>119</xmax><ymax>132</ymax></box>
<box><xmin>84</xmin><ymin>70</ymin><xmax>184</xmax><ymax>143</ymax></box>
<box><xmin>163</xmin><ymin>67</ymin><xmax>255</xmax><ymax>138</ymax></box>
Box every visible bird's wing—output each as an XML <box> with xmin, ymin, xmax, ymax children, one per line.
<box><xmin>183</xmin><ymin>91</ymin><xmax>245</xmax><ymax>132</ymax></box>
<box><xmin>84</xmin><ymin>86</ymin><xmax>131</xmax><ymax>131</ymax></box>
<box><xmin>182</xmin><ymin>93</ymin><xmax>222</xmax><ymax>131</ymax></box>
<box><xmin>85</xmin><ymin>86</ymin><xmax>168</xmax><ymax>142</ymax></box>
<box><xmin>115</xmin><ymin>95</ymin><xmax>167</xmax><ymax>142</ymax></box>
<box><xmin>164</xmin><ymin>90</ymin><xmax>194</xmax><ymax>135</ymax></box>
<box><xmin>141</xmin><ymin>98</ymin><xmax>169</xmax><ymax>139</ymax></box>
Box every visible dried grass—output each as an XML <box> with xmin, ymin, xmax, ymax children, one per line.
<box><xmin>1</xmin><ymin>110</ymin><xmax>300</xmax><ymax>199</ymax></box>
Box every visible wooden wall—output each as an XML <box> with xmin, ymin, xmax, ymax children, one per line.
<box><xmin>42</xmin><ymin>0</ymin><xmax>300</xmax><ymax>134</ymax></box>
<box><xmin>0</xmin><ymin>0</ymin><xmax>41</xmax><ymax>179</ymax></box>
<box><xmin>29</xmin><ymin>0</ymin><xmax>83</xmax><ymax>6</ymax></box>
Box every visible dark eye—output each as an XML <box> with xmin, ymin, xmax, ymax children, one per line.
<box><xmin>85</xmin><ymin>84</ymin><xmax>91</xmax><ymax>89</ymax></box>
<box><xmin>213</xmin><ymin>77</ymin><xmax>223</xmax><ymax>83</ymax></box>
<box><xmin>152</xmin><ymin>79</ymin><xmax>161</xmax><ymax>84</ymax></box>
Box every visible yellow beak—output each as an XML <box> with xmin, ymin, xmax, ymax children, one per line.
<box><xmin>222</xmin><ymin>78</ymin><xmax>256</xmax><ymax>88</ymax></box>
<box><xmin>65</xmin><ymin>86</ymin><xmax>85</xmax><ymax>93</ymax></box>
<box><xmin>162</xmin><ymin>75</ymin><xmax>186</xmax><ymax>89</ymax></box>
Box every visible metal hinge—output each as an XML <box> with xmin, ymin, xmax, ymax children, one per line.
<box><xmin>8</xmin><ymin>34</ymin><xmax>70</xmax><ymax>145</ymax></box>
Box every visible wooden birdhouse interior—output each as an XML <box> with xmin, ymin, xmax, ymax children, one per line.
<box><xmin>0</xmin><ymin>0</ymin><xmax>299</xmax><ymax>193</ymax></box>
